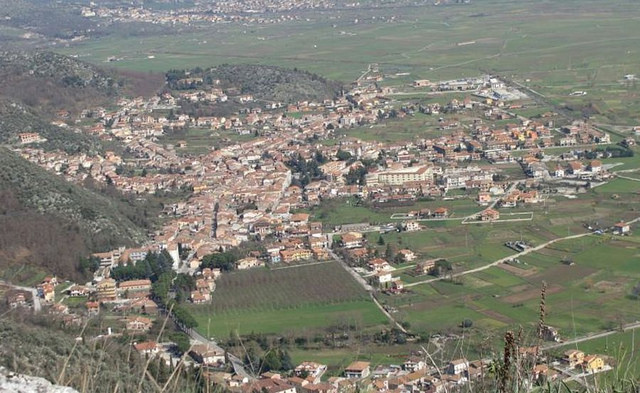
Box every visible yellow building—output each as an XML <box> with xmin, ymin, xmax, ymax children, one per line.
<box><xmin>96</xmin><ymin>278</ymin><xmax>117</xmax><ymax>301</ymax></box>
<box><xmin>583</xmin><ymin>355</ymin><xmax>605</xmax><ymax>372</ymax></box>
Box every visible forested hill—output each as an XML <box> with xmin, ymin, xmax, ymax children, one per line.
<box><xmin>0</xmin><ymin>50</ymin><xmax>120</xmax><ymax>115</ymax></box>
<box><xmin>167</xmin><ymin>64</ymin><xmax>344</xmax><ymax>103</ymax></box>
<box><xmin>0</xmin><ymin>99</ymin><xmax>103</xmax><ymax>154</ymax></box>
<box><xmin>0</xmin><ymin>148</ymin><xmax>149</xmax><ymax>282</ymax></box>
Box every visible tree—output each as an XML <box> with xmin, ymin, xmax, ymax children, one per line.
<box><xmin>385</xmin><ymin>243</ymin><xmax>396</xmax><ymax>261</ymax></box>
<box><xmin>336</xmin><ymin>149</ymin><xmax>352</xmax><ymax>161</ymax></box>
<box><xmin>377</xmin><ymin>235</ymin><xmax>385</xmax><ymax>246</ymax></box>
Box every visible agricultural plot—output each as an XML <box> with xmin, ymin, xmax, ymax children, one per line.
<box><xmin>393</xmin><ymin>232</ymin><xmax>640</xmax><ymax>339</ymax></box>
<box><xmin>188</xmin><ymin>261</ymin><xmax>388</xmax><ymax>337</ymax></box>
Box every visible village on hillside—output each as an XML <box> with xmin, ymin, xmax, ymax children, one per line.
<box><xmin>4</xmin><ymin>68</ymin><xmax>635</xmax><ymax>391</ymax></box>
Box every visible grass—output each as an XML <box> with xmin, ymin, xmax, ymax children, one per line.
<box><xmin>187</xmin><ymin>261</ymin><xmax>388</xmax><ymax>337</ymax></box>
<box><xmin>191</xmin><ymin>300</ymin><xmax>388</xmax><ymax>338</ymax></box>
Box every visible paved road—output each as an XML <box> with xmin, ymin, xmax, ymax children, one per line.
<box><xmin>329</xmin><ymin>250</ymin><xmax>408</xmax><ymax>334</ymax></box>
<box><xmin>542</xmin><ymin>321</ymin><xmax>640</xmax><ymax>351</ymax></box>
<box><xmin>406</xmin><ymin>215</ymin><xmax>640</xmax><ymax>289</ymax></box>
<box><xmin>0</xmin><ymin>279</ymin><xmax>41</xmax><ymax>313</ymax></box>
<box><xmin>186</xmin><ymin>327</ymin><xmax>254</xmax><ymax>379</ymax></box>
<box><xmin>405</xmin><ymin>232</ymin><xmax>593</xmax><ymax>288</ymax></box>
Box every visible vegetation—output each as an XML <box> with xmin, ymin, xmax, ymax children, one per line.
<box><xmin>167</xmin><ymin>64</ymin><xmax>343</xmax><ymax>104</ymax></box>
<box><xmin>0</xmin><ymin>149</ymin><xmax>150</xmax><ymax>281</ymax></box>
<box><xmin>189</xmin><ymin>261</ymin><xmax>387</xmax><ymax>337</ymax></box>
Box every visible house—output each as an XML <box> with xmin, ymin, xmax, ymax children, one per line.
<box><xmin>415</xmin><ymin>260</ymin><xmax>436</xmax><ymax>275</ymax></box>
<box><xmin>294</xmin><ymin>362</ymin><xmax>327</xmax><ymax>382</ymax></box>
<box><xmin>125</xmin><ymin>316</ymin><xmax>153</xmax><ymax>331</ymax></box>
<box><xmin>532</xmin><ymin>364</ymin><xmax>558</xmax><ymax>381</ymax></box>
<box><xmin>589</xmin><ymin>160</ymin><xmax>602</xmax><ymax>173</ymax></box>
<box><xmin>67</xmin><ymin>285</ymin><xmax>90</xmax><ymax>297</ymax></box>
<box><xmin>447</xmin><ymin>359</ymin><xmax>469</xmax><ymax>375</ymax></box>
<box><xmin>477</xmin><ymin>192</ymin><xmax>492</xmax><ymax>204</ymax></box>
<box><xmin>6</xmin><ymin>291</ymin><xmax>29</xmax><ymax>308</ymax></box>
<box><xmin>433</xmin><ymin>207</ymin><xmax>449</xmax><ymax>218</ymax></box>
<box><xmin>480</xmin><ymin>208</ymin><xmax>500</xmax><ymax>221</ymax></box>
<box><xmin>243</xmin><ymin>378</ymin><xmax>297</xmax><ymax>393</ymax></box>
<box><xmin>541</xmin><ymin>325</ymin><xmax>561</xmax><ymax>342</ymax></box>
<box><xmin>403</xmin><ymin>356</ymin><xmax>426</xmax><ymax>372</ymax></box>
<box><xmin>290</xmin><ymin>213</ymin><xmax>310</xmax><ymax>226</ymax></box>
<box><xmin>568</xmin><ymin>161</ymin><xmax>583</xmax><ymax>175</ymax></box>
<box><xmin>564</xmin><ymin>349</ymin><xmax>585</xmax><ymax>368</ymax></box>
<box><xmin>344</xmin><ymin>361</ymin><xmax>371</xmax><ymax>379</ymax></box>
<box><xmin>280</xmin><ymin>248</ymin><xmax>313</xmax><ymax>263</ymax></box>
<box><xmin>583</xmin><ymin>355</ymin><xmax>605</xmax><ymax>372</ymax></box>
<box><xmin>41</xmin><ymin>283</ymin><xmax>55</xmax><ymax>303</ymax></box>
<box><xmin>236</xmin><ymin>257</ymin><xmax>265</xmax><ymax>270</ymax></box>
<box><xmin>341</xmin><ymin>233</ymin><xmax>363</xmax><ymax>249</ymax></box>
<box><xmin>402</xmin><ymin>221</ymin><xmax>421</xmax><ymax>232</ymax></box>
<box><xmin>134</xmin><ymin>341</ymin><xmax>159</xmax><ymax>356</ymax></box>
<box><xmin>190</xmin><ymin>343</ymin><xmax>226</xmax><ymax>367</ymax></box>
<box><xmin>370</xmin><ymin>271</ymin><xmax>393</xmax><ymax>288</ymax></box>
<box><xmin>367</xmin><ymin>258</ymin><xmax>392</xmax><ymax>273</ymax></box>
<box><xmin>303</xmin><ymin>383</ymin><xmax>337</xmax><ymax>393</ymax></box>
<box><xmin>396</xmin><ymin>249</ymin><xmax>416</xmax><ymax>262</ymax></box>
<box><xmin>613</xmin><ymin>222</ymin><xmax>630</xmax><ymax>235</ymax></box>
<box><xmin>86</xmin><ymin>301</ymin><xmax>100</xmax><ymax>316</ymax></box>
<box><xmin>389</xmin><ymin>279</ymin><xmax>404</xmax><ymax>294</ymax></box>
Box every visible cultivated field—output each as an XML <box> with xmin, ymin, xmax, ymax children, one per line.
<box><xmin>188</xmin><ymin>261</ymin><xmax>388</xmax><ymax>337</ymax></box>
<box><xmin>59</xmin><ymin>0</ymin><xmax>640</xmax><ymax>126</ymax></box>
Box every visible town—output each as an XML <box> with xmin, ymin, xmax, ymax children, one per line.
<box><xmin>3</xmin><ymin>65</ymin><xmax>636</xmax><ymax>391</ymax></box>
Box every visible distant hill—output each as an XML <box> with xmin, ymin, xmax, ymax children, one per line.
<box><xmin>0</xmin><ymin>148</ymin><xmax>149</xmax><ymax>281</ymax></box>
<box><xmin>167</xmin><ymin>64</ymin><xmax>343</xmax><ymax>104</ymax></box>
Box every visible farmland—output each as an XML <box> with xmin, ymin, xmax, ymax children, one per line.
<box><xmin>58</xmin><ymin>0</ymin><xmax>640</xmax><ymax>127</ymax></box>
<box><xmin>188</xmin><ymin>261</ymin><xmax>389</xmax><ymax>337</ymax></box>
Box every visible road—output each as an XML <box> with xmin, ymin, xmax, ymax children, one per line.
<box><xmin>0</xmin><ymin>279</ymin><xmax>41</xmax><ymax>313</ymax></box>
<box><xmin>328</xmin><ymin>250</ymin><xmax>408</xmax><ymax>334</ymax></box>
<box><xmin>406</xmin><ymin>215</ymin><xmax>640</xmax><ymax>288</ymax></box>
<box><xmin>405</xmin><ymin>231</ymin><xmax>593</xmax><ymax>288</ymax></box>
<box><xmin>542</xmin><ymin>320</ymin><xmax>640</xmax><ymax>351</ymax></box>
<box><xmin>187</xmin><ymin>326</ymin><xmax>254</xmax><ymax>380</ymax></box>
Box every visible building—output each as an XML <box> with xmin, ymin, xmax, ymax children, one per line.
<box><xmin>396</xmin><ymin>249</ymin><xmax>416</xmax><ymax>262</ymax></box>
<box><xmin>613</xmin><ymin>222</ymin><xmax>630</xmax><ymax>235</ymax></box>
<box><xmin>96</xmin><ymin>278</ymin><xmax>117</xmax><ymax>301</ymax></box>
<box><xmin>583</xmin><ymin>355</ymin><xmax>605</xmax><ymax>372</ymax></box>
<box><xmin>134</xmin><ymin>341</ymin><xmax>159</xmax><ymax>356</ymax></box>
<box><xmin>480</xmin><ymin>208</ymin><xmax>500</xmax><ymax>221</ymax></box>
<box><xmin>236</xmin><ymin>257</ymin><xmax>266</xmax><ymax>270</ymax></box>
<box><xmin>294</xmin><ymin>362</ymin><xmax>327</xmax><ymax>382</ymax></box>
<box><xmin>447</xmin><ymin>359</ymin><xmax>469</xmax><ymax>375</ymax></box>
<box><xmin>344</xmin><ymin>361</ymin><xmax>371</xmax><ymax>379</ymax></box>
<box><xmin>118</xmin><ymin>279</ymin><xmax>152</xmax><ymax>294</ymax></box>
<box><xmin>403</xmin><ymin>356</ymin><xmax>426</xmax><ymax>372</ymax></box>
<box><xmin>190</xmin><ymin>343</ymin><xmax>226</xmax><ymax>367</ymax></box>
<box><xmin>564</xmin><ymin>350</ymin><xmax>585</xmax><ymax>368</ymax></box>
<box><xmin>125</xmin><ymin>316</ymin><xmax>153</xmax><ymax>331</ymax></box>
<box><xmin>376</xmin><ymin>166</ymin><xmax>433</xmax><ymax>186</ymax></box>
<box><xmin>280</xmin><ymin>248</ymin><xmax>313</xmax><ymax>263</ymax></box>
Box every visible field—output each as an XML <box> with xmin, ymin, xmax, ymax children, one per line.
<box><xmin>58</xmin><ymin>0</ymin><xmax>640</xmax><ymax>127</ymax></box>
<box><xmin>188</xmin><ymin>261</ymin><xmax>389</xmax><ymax>337</ymax></box>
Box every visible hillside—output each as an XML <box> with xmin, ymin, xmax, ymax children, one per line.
<box><xmin>0</xmin><ymin>50</ymin><xmax>119</xmax><ymax>115</ymax></box>
<box><xmin>0</xmin><ymin>316</ymin><xmax>192</xmax><ymax>393</ymax></box>
<box><xmin>0</xmin><ymin>148</ymin><xmax>149</xmax><ymax>281</ymax></box>
<box><xmin>168</xmin><ymin>64</ymin><xmax>343</xmax><ymax>104</ymax></box>
<box><xmin>0</xmin><ymin>99</ymin><xmax>103</xmax><ymax>154</ymax></box>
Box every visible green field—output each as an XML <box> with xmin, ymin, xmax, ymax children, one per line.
<box><xmin>188</xmin><ymin>262</ymin><xmax>388</xmax><ymax>337</ymax></box>
<box><xmin>58</xmin><ymin>0</ymin><xmax>640</xmax><ymax>126</ymax></box>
